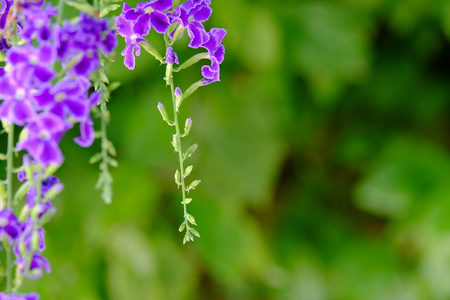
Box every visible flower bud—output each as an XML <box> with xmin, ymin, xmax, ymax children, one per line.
<box><xmin>184</xmin><ymin>118</ymin><xmax>192</xmax><ymax>136</ymax></box>
<box><xmin>175</xmin><ymin>87</ymin><xmax>183</xmax><ymax>111</ymax></box>
<box><xmin>157</xmin><ymin>102</ymin><xmax>171</xmax><ymax>124</ymax></box>
<box><xmin>171</xmin><ymin>24</ymin><xmax>185</xmax><ymax>43</ymax></box>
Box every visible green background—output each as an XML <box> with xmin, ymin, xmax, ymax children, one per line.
<box><xmin>20</xmin><ymin>0</ymin><xmax>450</xmax><ymax>299</ymax></box>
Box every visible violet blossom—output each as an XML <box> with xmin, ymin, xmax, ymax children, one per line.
<box><xmin>0</xmin><ymin>210</ymin><xmax>22</xmax><ymax>245</ymax></box>
<box><xmin>0</xmin><ymin>293</ymin><xmax>40</xmax><ymax>300</ymax></box>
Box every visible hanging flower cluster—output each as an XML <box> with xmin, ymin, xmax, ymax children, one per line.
<box><xmin>116</xmin><ymin>0</ymin><xmax>226</xmax><ymax>243</ymax></box>
<box><xmin>116</xmin><ymin>0</ymin><xmax>226</xmax><ymax>84</ymax></box>
<box><xmin>0</xmin><ymin>0</ymin><xmax>117</xmax><ymax>297</ymax></box>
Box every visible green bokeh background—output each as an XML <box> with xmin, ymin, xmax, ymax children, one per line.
<box><xmin>19</xmin><ymin>0</ymin><xmax>450</xmax><ymax>299</ymax></box>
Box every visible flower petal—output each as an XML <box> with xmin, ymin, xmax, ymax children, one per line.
<box><xmin>150</xmin><ymin>11</ymin><xmax>170</xmax><ymax>34</ymax></box>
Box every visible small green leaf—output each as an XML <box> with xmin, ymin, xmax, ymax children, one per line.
<box><xmin>89</xmin><ymin>153</ymin><xmax>102</xmax><ymax>164</ymax></box>
<box><xmin>109</xmin><ymin>159</ymin><xmax>118</xmax><ymax>168</ymax></box>
<box><xmin>184</xmin><ymin>165</ymin><xmax>193</xmax><ymax>177</ymax></box>
<box><xmin>14</xmin><ymin>182</ymin><xmax>32</xmax><ymax>204</ymax></box>
<box><xmin>106</xmin><ymin>141</ymin><xmax>116</xmax><ymax>157</ymax></box>
<box><xmin>188</xmin><ymin>180</ymin><xmax>201</xmax><ymax>191</ymax></box>
<box><xmin>66</xmin><ymin>0</ymin><xmax>98</xmax><ymax>16</ymax></box>
<box><xmin>175</xmin><ymin>169</ymin><xmax>181</xmax><ymax>185</ymax></box>
<box><xmin>181</xmin><ymin>198</ymin><xmax>192</xmax><ymax>204</ymax></box>
<box><xmin>187</xmin><ymin>231</ymin><xmax>194</xmax><ymax>242</ymax></box>
<box><xmin>184</xmin><ymin>144</ymin><xmax>198</xmax><ymax>159</ymax></box>
<box><xmin>186</xmin><ymin>214</ymin><xmax>197</xmax><ymax>225</ymax></box>
<box><xmin>99</xmin><ymin>3</ymin><xmax>120</xmax><ymax>17</ymax></box>
<box><xmin>108</xmin><ymin>82</ymin><xmax>121</xmax><ymax>93</ymax></box>
<box><xmin>178</xmin><ymin>222</ymin><xmax>186</xmax><ymax>232</ymax></box>
<box><xmin>190</xmin><ymin>227</ymin><xmax>200</xmax><ymax>238</ymax></box>
<box><xmin>172</xmin><ymin>134</ymin><xmax>180</xmax><ymax>152</ymax></box>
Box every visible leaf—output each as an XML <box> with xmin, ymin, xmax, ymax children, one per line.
<box><xmin>89</xmin><ymin>153</ymin><xmax>102</xmax><ymax>164</ymax></box>
<box><xmin>14</xmin><ymin>182</ymin><xmax>32</xmax><ymax>204</ymax></box>
<box><xmin>190</xmin><ymin>227</ymin><xmax>200</xmax><ymax>238</ymax></box>
<box><xmin>175</xmin><ymin>169</ymin><xmax>181</xmax><ymax>185</ymax></box>
<box><xmin>184</xmin><ymin>165</ymin><xmax>193</xmax><ymax>177</ymax></box>
<box><xmin>188</xmin><ymin>180</ymin><xmax>201</xmax><ymax>191</ymax></box>
<box><xmin>186</xmin><ymin>214</ymin><xmax>197</xmax><ymax>225</ymax></box>
<box><xmin>66</xmin><ymin>0</ymin><xmax>98</xmax><ymax>16</ymax></box>
<box><xmin>107</xmin><ymin>141</ymin><xmax>117</xmax><ymax>157</ymax></box>
<box><xmin>109</xmin><ymin>159</ymin><xmax>119</xmax><ymax>168</ymax></box>
<box><xmin>184</xmin><ymin>144</ymin><xmax>198</xmax><ymax>159</ymax></box>
<box><xmin>99</xmin><ymin>4</ymin><xmax>120</xmax><ymax>17</ymax></box>
<box><xmin>172</xmin><ymin>134</ymin><xmax>180</xmax><ymax>152</ymax></box>
<box><xmin>181</xmin><ymin>198</ymin><xmax>192</xmax><ymax>204</ymax></box>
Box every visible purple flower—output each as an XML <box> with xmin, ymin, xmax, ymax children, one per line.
<box><xmin>74</xmin><ymin>91</ymin><xmax>99</xmax><ymax>147</ymax></box>
<box><xmin>115</xmin><ymin>5</ymin><xmax>146</xmax><ymax>70</ymax></box>
<box><xmin>0</xmin><ymin>67</ymin><xmax>37</xmax><ymax>125</ymax></box>
<box><xmin>0</xmin><ymin>0</ymin><xmax>12</xmax><ymax>30</ymax></box>
<box><xmin>116</xmin><ymin>1</ymin><xmax>172</xmax><ymax>69</ymax></box>
<box><xmin>20</xmin><ymin>4</ymin><xmax>58</xmax><ymax>42</ymax></box>
<box><xmin>174</xmin><ymin>87</ymin><xmax>182</xmax><ymax>97</ymax></box>
<box><xmin>200</xmin><ymin>28</ymin><xmax>226</xmax><ymax>84</ymax></box>
<box><xmin>16</xmin><ymin>0</ymin><xmax>44</xmax><ymax>9</ymax></box>
<box><xmin>7</xmin><ymin>43</ymin><xmax>56</xmax><ymax>82</ymax></box>
<box><xmin>0</xmin><ymin>292</ymin><xmax>40</xmax><ymax>300</ymax></box>
<box><xmin>75</xmin><ymin>117</ymin><xmax>95</xmax><ymax>147</ymax></box>
<box><xmin>0</xmin><ymin>37</ymin><xmax>10</xmax><ymax>53</ymax></box>
<box><xmin>25</xmin><ymin>175</ymin><xmax>62</xmax><ymax>216</ymax></box>
<box><xmin>34</xmin><ymin>80</ymin><xmax>90</xmax><ymax>121</ymax></box>
<box><xmin>57</xmin><ymin>14</ymin><xmax>117</xmax><ymax>76</ymax></box>
<box><xmin>14</xmin><ymin>217</ymin><xmax>50</xmax><ymax>279</ymax></box>
<box><xmin>0</xmin><ymin>210</ymin><xmax>22</xmax><ymax>244</ymax></box>
<box><xmin>171</xmin><ymin>0</ymin><xmax>211</xmax><ymax>48</ymax></box>
<box><xmin>15</xmin><ymin>252</ymin><xmax>50</xmax><ymax>280</ymax></box>
<box><xmin>165</xmin><ymin>47</ymin><xmax>179</xmax><ymax>64</ymax></box>
<box><xmin>16</xmin><ymin>113</ymin><xmax>66</xmax><ymax>166</ymax></box>
<box><xmin>125</xmin><ymin>0</ymin><xmax>172</xmax><ymax>35</ymax></box>
<box><xmin>14</xmin><ymin>217</ymin><xmax>46</xmax><ymax>254</ymax></box>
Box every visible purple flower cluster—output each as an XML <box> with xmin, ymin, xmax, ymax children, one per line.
<box><xmin>0</xmin><ymin>169</ymin><xmax>61</xmax><ymax>299</ymax></box>
<box><xmin>0</xmin><ymin>292</ymin><xmax>39</xmax><ymax>300</ymax></box>
<box><xmin>116</xmin><ymin>0</ymin><xmax>226</xmax><ymax>84</ymax></box>
<box><xmin>13</xmin><ymin>172</ymin><xmax>62</xmax><ymax>280</ymax></box>
<box><xmin>0</xmin><ymin>6</ymin><xmax>116</xmax><ymax>167</ymax></box>
<box><xmin>0</xmin><ymin>0</ymin><xmax>117</xmax><ymax>297</ymax></box>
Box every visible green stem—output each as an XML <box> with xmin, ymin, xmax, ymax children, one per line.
<box><xmin>99</xmin><ymin>106</ymin><xmax>112</xmax><ymax>204</ymax></box>
<box><xmin>5</xmin><ymin>124</ymin><xmax>14</xmax><ymax>293</ymax></box>
<box><xmin>57</xmin><ymin>0</ymin><xmax>65</xmax><ymax>25</ymax></box>
<box><xmin>13</xmin><ymin>169</ymin><xmax>42</xmax><ymax>293</ymax></box>
<box><xmin>166</xmin><ymin>65</ymin><xmax>191</xmax><ymax>234</ymax></box>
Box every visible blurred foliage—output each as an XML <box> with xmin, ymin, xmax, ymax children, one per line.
<box><xmin>11</xmin><ymin>0</ymin><xmax>450</xmax><ymax>299</ymax></box>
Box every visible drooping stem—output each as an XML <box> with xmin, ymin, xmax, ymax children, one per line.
<box><xmin>166</xmin><ymin>65</ymin><xmax>191</xmax><ymax>235</ymax></box>
<box><xmin>57</xmin><ymin>0</ymin><xmax>65</xmax><ymax>25</ymax></box>
<box><xmin>13</xmin><ymin>168</ymin><xmax>42</xmax><ymax>293</ymax></box>
<box><xmin>5</xmin><ymin>124</ymin><xmax>14</xmax><ymax>293</ymax></box>
<box><xmin>98</xmin><ymin>105</ymin><xmax>113</xmax><ymax>204</ymax></box>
